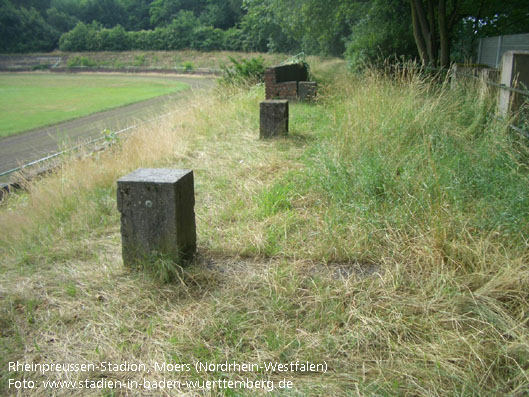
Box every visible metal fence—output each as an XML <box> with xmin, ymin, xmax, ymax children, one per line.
<box><xmin>452</xmin><ymin>67</ymin><xmax>529</xmax><ymax>139</ymax></box>
<box><xmin>476</xmin><ymin>33</ymin><xmax>529</xmax><ymax>68</ymax></box>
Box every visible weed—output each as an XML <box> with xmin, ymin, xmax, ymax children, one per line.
<box><xmin>133</xmin><ymin>54</ymin><xmax>146</xmax><ymax>67</ymax></box>
<box><xmin>183</xmin><ymin>61</ymin><xmax>194</xmax><ymax>71</ymax></box>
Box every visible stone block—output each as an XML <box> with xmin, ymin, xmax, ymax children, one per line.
<box><xmin>498</xmin><ymin>51</ymin><xmax>529</xmax><ymax>117</ymax></box>
<box><xmin>117</xmin><ymin>168</ymin><xmax>196</xmax><ymax>267</ymax></box>
<box><xmin>260</xmin><ymin>100</ymin><xmax>289</xmax><ymax>139</ymax></box>
<box><xmin>298</xmin><ymin>81</ymin><xmax>317</xmax><ymax>101</ymax></box>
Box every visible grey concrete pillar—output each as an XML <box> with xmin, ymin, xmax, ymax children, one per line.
<box><xmin>298</xmin><ymin>81</ymin><xmax>317</xmax><ymax>101</ymax></box>
<box><xmin>117</xmin><ymin>168</ymin><xmax>196</xmax><ymax>267</ymax></box>
<box><xmin>450</xmin><ymin>64</ymin><xmax>458</xmax><ymax>90</ymax></box>
<box><xmin>260</xmin><ymin>100</ymin><xmax>289</xmax><ymax>139</ymax></box>
<box><xmin>498</xmin><ymin>51</ymin><xmax>529</xmax><ymax>117</ymax></box>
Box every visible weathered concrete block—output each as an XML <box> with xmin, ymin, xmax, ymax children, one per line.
<box><xmin>265</xmin><ymin>63</ymin><xmax>309</xmax><ymax>100</ymax></box>
<box><xmin>117</xmin><ymin>168</ymin><xmax>196</xmax><ymax>267</ymax></box>
<box><xmin>298</xmin><ymin>81</ymin><xmax>317</xmax><ymax>101</ymax></box>
<box><xmin>260</xmin><ymin>100</ymin><xmax>289</xmax><ymax>139</ymax></box>
<box><xmin>498</xmin><ymin>51</ymin><xmax>529</xmax><ymax>117</ymax></box>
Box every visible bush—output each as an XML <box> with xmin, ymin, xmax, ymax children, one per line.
<box><xmin>220</xmin><ymin>56</ymin><xmax>266</xmax><ymax>85</ymax></box>
<box><xmin>59</xmin><ymin>21</ymin><xmax>100</xmax><ymax>51</ymax></box>
<box><xmin>223</xmin><ymin>28</ymin><xmax>243</xmax><ymax>51</ymax></box>
<box><xmin>192</xmin><ymin>26</ymin><xmax>225</xmax><ymax>51</ymax></box>
<box><xmin>98</xmin><ymin>25</ymin><xmax>131</xmax><ymax>51</ymax></box>
<box><xmin>183</xmin><ymin>61</ymin><xmax>194</xmax><ymax>71</ymax></box>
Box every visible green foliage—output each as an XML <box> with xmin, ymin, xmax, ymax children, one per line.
<box><xmin>66</xmin><ymin>55</ymin><xmax>97</xmax><ymax>68</ymax></box>
<box><xmin>58</xmin><ymin>21</ymin><xmax>99</xmax><ymax>51</ymax></box>
<box><xmin>223</xmin><ymin>27</ymin><xmax>243</xmax><ymax>51</ymax></box>
<box><xmin>133</xmin><ymin>53</ymin><xmax>146</xmax><ymax>66</ymax></box>
<box><xmin>192</xmin><ymin>26</ymin><xmax>225</xmax><ymax>51</ymax></box>
<box><xmin>2</xmin><ymin>0</ymin><xmax>529</xmax><ymax>70</ymax></box>
<box><xmin>98</xmin><ymin>25</ymin><xmax>130</xmax><ymax>51</ymax></box>
<box><xmin>0</xmin><ymin>0</ymin><xmax>59</xmax><ymax>52</ymax></box>
<box><xmin>345</xmin><ymin>0</ymin><xmax>417</xmax><ymax>71</ymax></box>
<box><xmin>220</xmin><ymin>56</ymin><xmax>265</xmax><ymax>85</ymax></box>
<box><xmin>239</xmin><ymin>0</ymin><xmax>299</xmax><ymax>53</ymax></box>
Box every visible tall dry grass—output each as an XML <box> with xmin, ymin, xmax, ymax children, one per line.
<box><xmin>1</xmin><ymin>62</ymin><xmax>529</xmax><ymax>395</ymax></box>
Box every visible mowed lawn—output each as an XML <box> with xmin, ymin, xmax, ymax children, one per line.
<box><xmin>0</xmin><ymin>73</ymin><xmax>188</xmax><ymax>137</ymax></box>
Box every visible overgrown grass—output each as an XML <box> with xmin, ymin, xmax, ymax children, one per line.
<box><xmin>1</xmin><ymin>60</ymin><xmax>529</xmax><ymax>396</ymax></box>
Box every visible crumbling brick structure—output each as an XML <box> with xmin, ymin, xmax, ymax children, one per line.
<box><xmin>265</xmin><ymin>63</ymin><xmax>315</xmax><ymax>100</ymax></box>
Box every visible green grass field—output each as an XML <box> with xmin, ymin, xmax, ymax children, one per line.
<box><xmin>0</xmin><ymin>73</ymin><xmax>188</xmax><ymax>137</ymax></box>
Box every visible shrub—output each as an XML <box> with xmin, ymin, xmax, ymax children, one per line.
<box><xmin>220</xmin><ymin>56</ymin><xmax>266</xmax><ymax>85</ymax></box>
<box><xmin>223</xmin><ymin>28</ymin><xmax>243</xmax><ymax>51</ymax></box>
<box><xmin>98</xmin><ymin>25</ymin><xmax>131</xmax><ymax>51</ymax></box>
<box><xmin>192</xmin><ymin>26</ymin><xmax>225</xmax><ymax>51</ymax></box>
<box><xmin>59</xmin><ymin>22</ymin><xmax>100</xmax><ymax>51</ymax></box>
<box><xmin>133</xmin><ymin>54</ymin><xmax>146</xmax><ymax>67</ymax></box>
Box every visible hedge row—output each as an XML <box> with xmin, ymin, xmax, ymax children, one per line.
<box><xmin>59</xmin><ymin>20</ymin><xmax>244</xmax><ymax>52</ymax></box>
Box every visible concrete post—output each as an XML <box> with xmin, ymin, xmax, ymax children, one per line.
<box><xmin>478</xmin><ymin>68</ymin><xmax>490</xmax><ymax>101</ymax></box>
<box><xmin>298</xmin><ymin>81</ymin><xmax>317</xmax><ymax>101</ymax></box>
<box><xmin>498</xmin><ymin>51</ymin><xmax>529</xmax><ymax>117</ymax></box>
<box><xmin>450</xmin><ymin>64</ymin><xmax>458</xmax><ymax>90</ymax></box>
<box><xmin>117</xmin><ymin>168</ymin><xmax>196</xmax><ymax>267</ymax></box>
<box><xmin>260</xmin><ymin>100</ymin><xmax>289</xmax><ymax>138</ymax></box>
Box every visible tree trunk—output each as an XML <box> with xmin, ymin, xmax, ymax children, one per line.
<box><xmin>427</xmin><ymin>0</ymin><xmax>438</xmax><ymax>62</ymax></box>
<box><xmin>438</xmin><ymin>0</ymin><xmax>450</xmax><ymax>68</ymax></box>
<box><xmin>413</xmin><ymin>0</ymin><xmax>437</xmax><ymax>65</ymax></box>
<box><xmin>410</xmin><ymin>0</ymin><xmax>429</xmax><ymax>65</ymax></box>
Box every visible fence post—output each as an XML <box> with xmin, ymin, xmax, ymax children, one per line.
<box><xmin>498</xmin><ymin>51</ymin><xmax>529</xmax><ymax>117</ymax></box>
<box><xmin>478</xmin><ymin>68</ymin><xmax>490</xmax><ymax>100</ymax></box>
<box><xmin>450</xmin><ymin>64</ymin><xmax>458</xmax><ymax>89</ymax></box>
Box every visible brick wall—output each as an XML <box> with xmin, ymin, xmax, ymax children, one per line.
<box><xmin>265</xmin><ymin>63</ymin><xmax>315</xmax><ymax>101</ymax></box>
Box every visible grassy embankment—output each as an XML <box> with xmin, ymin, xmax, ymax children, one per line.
<box><xmin>3</xmin><ymin>50</ymin><xmax>299</xmax><ymax>70</ymax></box>
<box><xmin>1</xmin><ymin>59</ymin><xmax>528</xmax><ymax>395</ymax></box>
<box><xmin>0</xmin><ymin>73</ymin><xmax>188</xmax><ymax>138</ymax></box>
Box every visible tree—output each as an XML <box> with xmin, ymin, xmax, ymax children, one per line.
<box><xmin>119</xmin><ymin>0</ymin><xmax>154</xmax><ymax>30</ymax></box>
<box><xmin>46</xmin><ymin>6</ymin><xmax>78</xmax><ymax>32</ymax></box>
<box><xmin>149</xmin><ymin>0</ymin><xmax>207</xmax><ymax>27</ymax></box>
<box><xmin>346</xmin><ymin>0</ymin><xmax>417</xmax><ymax>69</ymax></box>
<box><xmin>240</xmin><ymin>0</ymin><xmax>299</xmax><ymax>53</ymax></box>
<box><xmin>409</xmin><ymin>0</ymin><xmax>453</xmax><ymax>67</ymax></box>
<box><xmin>0</xmin><ymin>0</ymin><xmax>58</xmax><ymax>52</ymax></box>
<box><xmin>199</xmin><ymin>0</ymin><xmax>244</xmax><ymax>30</ymax></box>
<box><xmin>409</xmin><ymin>0</ymin><xmax>529</xmax><ymax>68</ymax></box>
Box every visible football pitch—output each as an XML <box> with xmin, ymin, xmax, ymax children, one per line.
<box><xmin>0</xmin><ymin>73</ymin><xmax>189</xmax><ymax>138</ymax></box>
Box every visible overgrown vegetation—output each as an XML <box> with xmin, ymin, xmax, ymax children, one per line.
<box><xmin>1</xmin><ymin>60</ymin><xmax>529</xmax><ymax>395</ymax></box>
<box><xmin>219</xmin><ymin>56</ymin><xmax>265</xmax><ymax>85</ymax></box>
<box><xmin>66</xmin><ymin>55</ymin><xmax>97</xmax><ymax>68</ymax></box>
